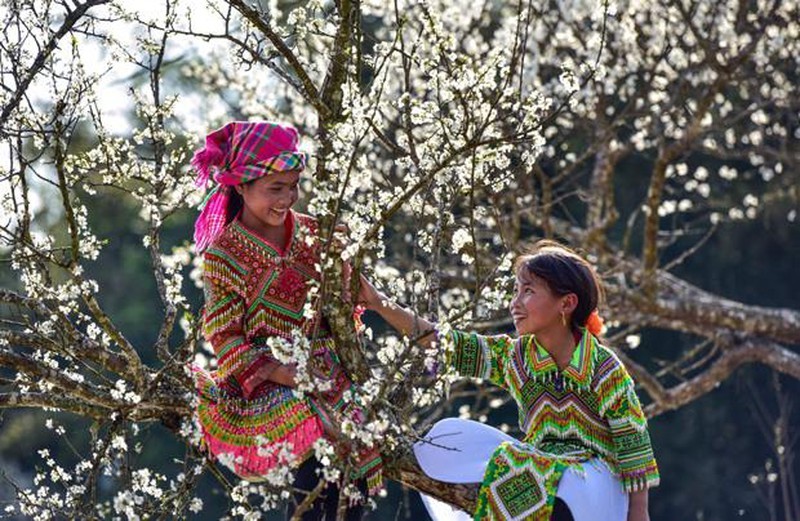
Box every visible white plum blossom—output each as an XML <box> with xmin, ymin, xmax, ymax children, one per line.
<box><xmin>450</xmin><ymin>228</ymin><xmax>473</xmax><ymax>254</ymax></box>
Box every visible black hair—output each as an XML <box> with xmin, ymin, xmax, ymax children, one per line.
<box><xmin>226</xmin><ymin>178</ymin><xmax>259</xmax><ymax>224</ymax></box>
<box><xmin>514</xmin><ymin>240</ymin><xmax>604</xmax><ymax>332</ymax></box>
<box><xmin>226</xmin><ymin>188</ymin><xmax>244</xmax><ymax>224</ymax></box>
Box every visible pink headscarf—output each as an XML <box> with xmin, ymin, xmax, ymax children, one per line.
<box><xmin>192</xmin><ymin>121</ymin><xmax>308</xmax><ymax>252</ymax></box>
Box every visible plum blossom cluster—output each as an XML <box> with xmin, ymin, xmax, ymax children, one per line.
<box><xmin>11</xmin><ymin>419</ymin><xmax>206</xmax><ymax>520</ymax></box>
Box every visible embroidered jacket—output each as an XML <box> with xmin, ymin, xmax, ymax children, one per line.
<box><xmin>447</xmin><ymin>328</ymin><xmax>660</xmax><ymax>492</ymax></box>
<box><xmin>202</xmin><ymin>211</ymin><xmax>332</xmax><ymax>385</ymax></box>
<box><xmin>446</xmin><ymin>328</ymin><xmax>659</xmax><ymax>520</ymax></box>
<box><xmin>194</xmin><ymin>211</ymin><xmax>383</xmax><ymax>493</ymax></box>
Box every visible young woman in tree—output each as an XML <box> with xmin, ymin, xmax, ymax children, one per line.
<box><xmin>359</xmin><ymin>240</ymin><xmax>659</xmax><ymax>521</ymax></box>
<box><xmin>190</xmin><ymin>121</ymin><xmax>381</xmax><ymax>520</ymax></box>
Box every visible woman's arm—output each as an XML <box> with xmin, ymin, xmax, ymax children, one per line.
<box><xmin>359</xmin><ymin>276</ymin><xmax>437</xmax><ymax>347</ymax></box>
<box><xmin>600</xmin><ymin>361</ymin><xmax>658</xmax><ymax>521</ymax></box>
<box><xmin>240</xmin><ymin>361</ymin><xmax>298</xmax><ymax>393</ymax></box>
<box><xmin>628</xmin><ymin>489</ymin><xmax>649</xmax><ymax>521</ymax></box>
<box><xmin>361</xmin><ymin>275</ymin><xmax>515</xmax><ymax>386</ymax></box>
<box><xmin>203</xmin><ymin>273</ymin><xmax>291</xmax><ymax>397</ymax></box>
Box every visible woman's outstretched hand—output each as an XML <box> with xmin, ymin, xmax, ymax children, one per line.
<box><xmin>357</xmin><ymin>274</ymin><xmax>437</xmax><ymax>348</ymax></box>
<box><xmin>357</xmin><ymin>274</ymin><xmax>385</xmax><ymax>312</ymax></box>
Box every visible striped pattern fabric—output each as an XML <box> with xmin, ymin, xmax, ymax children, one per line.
<box><xmin>193</xmin><ymin>211</ymin><xmax>383</xmax><ymax>493</ymax></box>
<box><xmin>447</xmin><ymin>329</ymin><xmax>659</xmax><ymax>520</ymax></box>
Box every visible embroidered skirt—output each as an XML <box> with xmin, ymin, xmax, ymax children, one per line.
<box><xmin>193</xmin><ymin>365</ymin><xmax>324</xmax><ymax>480</ymax></box>
<box><xmin>193</xmin><ymin>340</ymin><xmax>383</xmax><ymax>494</ymax></box>
<box><xmin>414</xmin><ymin>418</ymin><xmax>628</xmax><ymax>521</ymax></box>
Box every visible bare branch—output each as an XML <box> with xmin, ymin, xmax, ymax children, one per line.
<box><xmin>641</xmin><ymin>338</ymin><xmax>800</xmax><ymax>417</ymax></box>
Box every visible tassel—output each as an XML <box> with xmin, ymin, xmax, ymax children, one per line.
<box><xmin>365</xmin><ymin>465</ymin><xmax>384</xmax><ymax>497</ymax></box>
<box><xmin>585</xmin><ymin>310</ymin><xmax>604</xmax><ymax>336</ymax></box>
<box><xmin>194</xmin><ymin>186</ymin><xmax>231</xmax><ymax>253</ymax></box>
<box><xmin>191</xmin><ymin>147</ymin><xmax>219</xmax><ymax>187</ymax></box>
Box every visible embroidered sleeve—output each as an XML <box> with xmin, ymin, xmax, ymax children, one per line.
<box><xmin>600</xmin><ymin>363</ymin><xmax>660</xmax><ymax>492</ymax></box>
<box><xmin>202</xmin><ymin>268</ymin><xmax>276</xmax><ymax>392</ymax></box>
<box><xmin>444</xmin><ymin>330</ymin><xmax>513</xmax><ymax>389</ymax></box>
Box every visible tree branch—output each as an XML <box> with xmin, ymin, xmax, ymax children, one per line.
<box><xmin>642</xmin><ymin>338</ymin><xmax>800</xmax><ymax>417</ymax></box>
<box><xmin>0</xmin><ymin>0</ymin><xmax>112</xmax><ymax>133</ymax></box>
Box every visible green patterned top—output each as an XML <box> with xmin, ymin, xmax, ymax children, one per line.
<box><xmin>446</xmin><ymin>328</ymin><xmax>660</xmax><ymax>493</ymax></box>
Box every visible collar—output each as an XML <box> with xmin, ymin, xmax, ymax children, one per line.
<box><xmin>231</xmin><ymin>209</ymin><xmax>296</xmax><ymax>257</ymax></box>
<box><xmin>523</xmin><ymin>328</ymin><xmax>596</xmax><ymax>388</ymax></box>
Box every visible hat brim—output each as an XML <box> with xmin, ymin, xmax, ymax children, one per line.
<box><xmin>238</xmin><ymin>151</ymin><xmax>308</xmax><ymax>182</ymax></box>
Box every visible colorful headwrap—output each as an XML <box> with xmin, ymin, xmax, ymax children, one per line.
<box><xmin>192</xmin><ymin>121</ymin><xmax>308</xmax><ymax>252</ymax></box>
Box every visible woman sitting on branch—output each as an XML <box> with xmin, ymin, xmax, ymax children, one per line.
<box><xmin>359</xmin><ymin>240</ymin><xmax>659</xmax><ymax>521</ymax></box>
<box><xmin>190</xmin><ymin>121</ymin><xmax>381</xmax><ymax>521</ymax></box>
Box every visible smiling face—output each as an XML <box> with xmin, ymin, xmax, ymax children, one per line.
<box><xmin>236</xmin><ymin>170</ymin><xmax>300</xmax><ymax>230</ymax></box>
<box><xmin>510</xmin><ymin>267</ymin><xmax>574</xmax><ymax>336</ymax></box>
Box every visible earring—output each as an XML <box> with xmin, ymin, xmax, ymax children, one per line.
<box><xmin>561</xmin><ymin>311</ymin><xmax>567</xmax><ymax>327</ymax></box>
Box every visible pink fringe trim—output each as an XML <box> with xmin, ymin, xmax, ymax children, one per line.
<box><xmin>203</xmin><ymin>415</ymin><xmax>325</xmax><ymax>480</ymax></box>
<box><xmin>193</xmin><ymin>186</ymin><xmax>230</xmax><ymax>253</ymax></box>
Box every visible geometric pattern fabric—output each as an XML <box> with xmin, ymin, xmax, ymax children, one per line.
<box><xmin>447</xmin><ymin>329</ymin><xmax>660</xmax><ymax>520</ymax></box>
